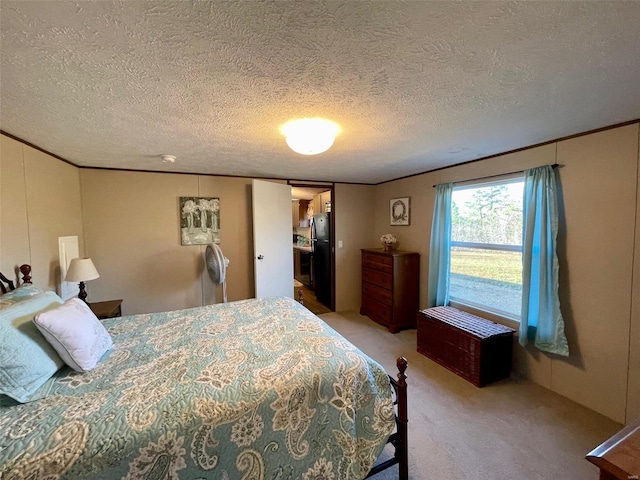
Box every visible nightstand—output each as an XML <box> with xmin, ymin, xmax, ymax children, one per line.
<box><xmin>89</xmin><ymin>299</ymin><xmax>123</xmax><ymax>320</ymax></box>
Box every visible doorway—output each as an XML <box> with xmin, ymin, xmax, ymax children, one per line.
<box><xmin>290</xmin><ymin>182</ymin><xmax>335</xmax><ymax>314</ymax></box>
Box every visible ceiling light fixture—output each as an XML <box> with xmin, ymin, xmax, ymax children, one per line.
<box><xmin>161</xmin><ymin>154</ymin><xmax>176</xmax><ymax>163</ymax></box>
<box><xmin>281</xmin><ymin>118</ymin><xmax>340</xmax><ymax>155</ymax></box>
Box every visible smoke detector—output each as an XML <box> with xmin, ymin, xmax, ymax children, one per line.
<box><xmin>161</xmin><ymin>154</ymin><xmax>176</xmax><ymax>163</ymax></box>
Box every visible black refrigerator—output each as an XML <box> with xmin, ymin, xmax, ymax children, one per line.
<box><xmin>311</xmin><ymin>212</ymin><xmax>331</xmax><ymax>308</ymax></box>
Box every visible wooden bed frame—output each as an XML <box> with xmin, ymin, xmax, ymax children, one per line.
<box><xmin>368</xmin><ymin>357</ymin><xmax>409</xmax><ymax>480</ymax></box>
<box><xmin>1</xmin><ymin>264</ymin><xmax>409</xmax><ymax>480</ymax></box>
<box><xmin>0</xmin><ymin>264</ymin><xmax>31</xmax><ymax>293</ymax></box>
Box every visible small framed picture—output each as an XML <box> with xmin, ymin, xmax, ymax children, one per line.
<box><xmin>390</xmin><ymin>197</ymin><xmax>410</xmax><ymax>226</ymax></box>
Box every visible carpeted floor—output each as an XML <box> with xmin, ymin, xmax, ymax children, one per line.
<box><xmin>320</xmin><ymin>311</ymin><xmax>622</xmax><ymax>480</ymax></box>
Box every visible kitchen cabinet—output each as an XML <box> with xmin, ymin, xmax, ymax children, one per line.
<box><xmin>293</xmin><ymin>248</ymin><xmax>301</xmax><ymax>280</ymax></box>
<box><xmin>312</xmin><ymin>191</ymin><xmax>332</xmax><ymax>214</ymax></box>
<box><xmin>292</xmin><ymin>200</ymin><xmax>310</xmax><ymax>227</ymax></box>
<box><xmin>299</xmin><ymin>250</ymin><xmax>311</xmax><ymax>286</ymax></box>
<box><xmin>293</xmin><ymin>247</ymin><xmax>312</xmax><ymax>286</ymax></box>
<box><xmin>360</xmin><ymin>248</ymin><xmax>419</xmax><ymax>333</ymax></box>
<box><xmin>299</xmin><ymin>199</ymin><xmax>310</xmax><ymax>226</ymax></box>
<box><xmin>320</xmin><ymin>191</ymin><xmax>331</xmax><ymax>212</ymax></box>
<box><xmin>292</xmin><ymin>200</ymin><xmax>299</xmax><ymax>226</ymax></box>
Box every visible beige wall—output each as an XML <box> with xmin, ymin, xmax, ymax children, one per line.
<box><xmin>627</xmin><ymin>125</ymin><xmax>640</xmax><ymax>423</ymax></box>
<box><xmin>334</xmin><ymin>183</ymin><xmax>376</xmax><ymax>311</ymax></box>
<box><xmin>1</xmin><ymin>135</ymin><xmax>29</xmax><ymax>276</ymax></box>
<box><xmin>198</xmin><ymin>176</ymin><xmax>255</xmax><ymax>305</ymax></box>
<box><xmin>80</xmin><ymin>170</ymin><xmax>257</xmax><ymax>315</ymax></box>
<box><xmin>81</xmin><ymin>170</ymin><xmax>368</xmax><ymax>315</ymax></box>
<box><xmin>553</xmin><ymin>126</ymin><xmax>637</xmax><ymax>424</ymax></box>
<box><xmin>373</xmin><ymin>124</ymin><xmax>640</xmax><ymax>424</ymax></box>
<box><xmin>0</xmin><ymin>134</ymin><xmax>84</xmax><ymax>291</ymax></box>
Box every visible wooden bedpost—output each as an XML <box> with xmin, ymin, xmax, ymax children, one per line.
<box><xmin>19</xmin><ymin>264</ymin><xmax>32</xmax><ymax>284</ymax></box>
<box><xmin>396</xmin><ymin>356</ymin><xmax>409</xmax><ymax>480</ymax></box>
<box><xmin>365</xmin><ymin>356</ymin><xmax>409</xmax><ymax>480</ymax></box>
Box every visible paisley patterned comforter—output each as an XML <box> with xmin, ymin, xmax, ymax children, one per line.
<box><xmin>0</xmin><ymin>296</ymin><xmax>395</xmax><ymax>479</ymax></box>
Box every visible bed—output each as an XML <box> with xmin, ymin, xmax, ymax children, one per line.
<box><xmin>0</xmin><ymin>264</ymin><xmax>408</xmax><ymax>479</ymax></box>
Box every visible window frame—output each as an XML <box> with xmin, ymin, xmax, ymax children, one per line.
<box><xmin>448</xmin><ymin>176</ymin><xmax>524</xmax><ymax>322</ymax></box>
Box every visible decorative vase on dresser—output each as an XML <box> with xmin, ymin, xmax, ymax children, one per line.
<box><xmin>360</xmin><ymin>248</ymin><xmax>420</xmax><ymax>333</ymax></box>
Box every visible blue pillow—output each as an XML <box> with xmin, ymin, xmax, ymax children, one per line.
<box><xmin>0</xmin><ymin>291</ymin><xmax>65</xmax><ymax>402</ymax></box>
<box><xmin>0</xmin><ymin>284</ymin><xmax>44</xmax><ymax>310</ymax></box>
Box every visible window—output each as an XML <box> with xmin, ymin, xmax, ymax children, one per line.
<box><xmin>449</xmin><ymin>178</ymin><xmax>524</xmax><ymax>320</ymax></box>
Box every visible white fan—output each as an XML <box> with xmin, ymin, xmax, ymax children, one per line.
<box><xmin>205</xmin><ymin>243</ymin><xmax>230</xmax><ymax>303</ymax></box>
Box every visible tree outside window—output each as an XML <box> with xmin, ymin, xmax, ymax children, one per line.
<box><xmin>449</xmin><ymin>179</ymin><xmax>524</xmax><ymax>319</ymax></box>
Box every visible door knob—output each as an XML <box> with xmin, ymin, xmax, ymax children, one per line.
<box><xmin>257</xmin><ymin>255</ymin><xmax>264</xmax><ymax>260</ymax></box>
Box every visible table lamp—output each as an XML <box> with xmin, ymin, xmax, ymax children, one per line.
<box><xmin>65</xmin><ymin>257</ymin><xmax>100</xmax><ymax>303</ymax></box>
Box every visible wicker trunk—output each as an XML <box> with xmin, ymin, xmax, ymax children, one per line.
<box><xmin>417</xmin><ymin>306</ymin><xmax>515</xmax><ymax>387</ymax></box>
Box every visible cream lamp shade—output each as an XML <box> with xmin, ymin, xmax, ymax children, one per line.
<box><xmin>65</xmin><ymin>258</ymin><xmax>99</xmax><ymax>303</ymax></box>
<box><xmin>281</xmin><ymin>118</ymin><xmax>340</xmax><ymax>155</ymax></box>
<box><xmin>65</xmin><ymin>258</ymin><xmax>100</xmax><ymax>282</ymax></box>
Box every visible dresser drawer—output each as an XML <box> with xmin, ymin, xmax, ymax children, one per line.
<box><xmin>362</xmin><ymin>251</ymin><xmax>392</xmax><ymax>265</ymax></box>
<box><xmin>361</xmin><ymin>295</ymin><xmax>392</xmax><ymax>324</ymax></box>
<box><xmin>363</xmin><ymin>268</ymin><xmax>393</xmax><ymax>290</ymax></box>
<box><xmin>362</xmin><ymin>259</ymin><xmax>393</xmax><ymax>274</ymax></box>
<box><xmin>362</xmin><ymin>252</ymin><xmax>393</xmax><ymax>273</ymax></box>
<box><xmin>362</xmin><ymin>281</ymin><xmax>392</xmax><ymax>306</ymax></box>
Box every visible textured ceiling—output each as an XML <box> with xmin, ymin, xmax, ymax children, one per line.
<box><xmin>1</xmin><ymin>1</ymin><xmax>640</xmax><ymax>184</ymax></box>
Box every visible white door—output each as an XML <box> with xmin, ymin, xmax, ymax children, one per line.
<box><xmin>58</xmin><ymin>235</ymin><xmax>80</xmax><ymax>300</ymax></box>
<box><xmin>252</xmin><ymin>180</ymin><xmax>294</xmax><ymax>298</ymax></box>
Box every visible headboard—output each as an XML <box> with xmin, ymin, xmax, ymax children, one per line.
<box><xmin>0</xmin><ymin>264</ymin><xmax>32</xmax><ymax>294</ymax></box>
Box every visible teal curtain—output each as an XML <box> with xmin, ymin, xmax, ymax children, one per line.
<box><xmin>520</xmin><ymin>166</ymin><xmax>569</xmax><ymax>356</ymax></box>
<box><xmin>427</xmin><ymin>183</ymin><xmax>453</xmax><ymax>307</ymax></box>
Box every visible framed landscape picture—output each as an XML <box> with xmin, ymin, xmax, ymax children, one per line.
<box><xmin>390</xmin><ymin>197</ymin><xmax>410</xmax><ymax>226</ymax></box>
<box><xmin>180</xmin><ymin>197</ymin><xmax>220</xmax><ymax>245</ymax></box>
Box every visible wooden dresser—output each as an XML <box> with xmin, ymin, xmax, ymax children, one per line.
<box><xmin>89</xmin><ymin>299</ymin><xmax>123</xmax><ymax>320</ymax></box>
<box><xmin>586</xmin><ymin>418</ymin><xmax>640</xmax><ymax>480</ymax></box>
<box><xmin>360</xmin><ymin>248</ymin><xmax>419</xmax><ymax>333</ymax></box>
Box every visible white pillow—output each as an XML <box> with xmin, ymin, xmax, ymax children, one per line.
<box><xmin>33</xmin><ymin>298</ymin><xmax>113</xmax><ymax>372</ymax></box>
